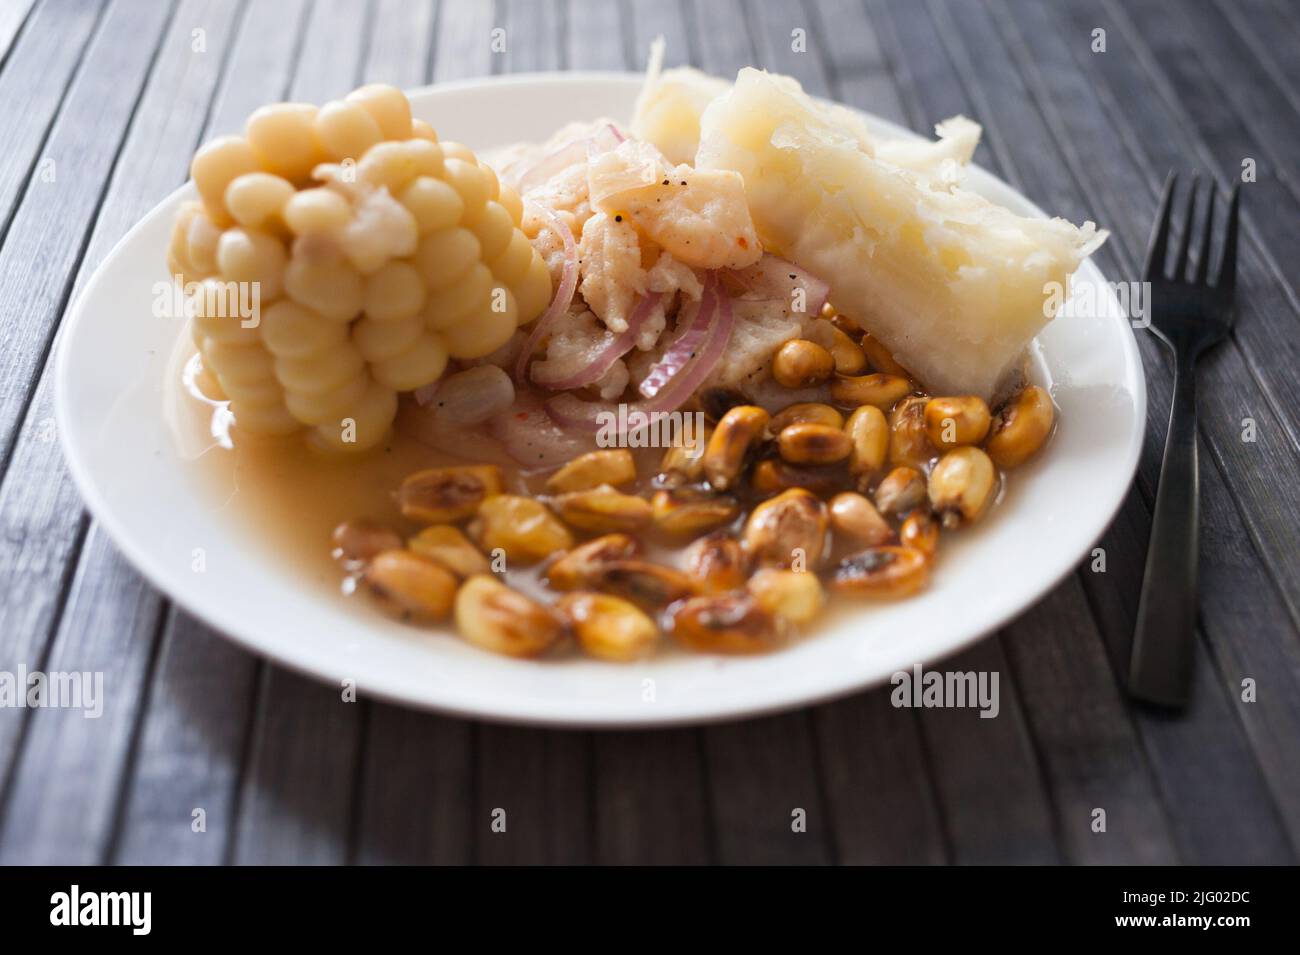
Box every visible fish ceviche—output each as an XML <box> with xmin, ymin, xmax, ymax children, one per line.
<box><xmin>169</xmin><ymin>47</ymin><xmax>1107</xmax><ymax>660</ymax></box>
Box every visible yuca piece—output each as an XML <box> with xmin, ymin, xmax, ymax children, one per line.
<box><xmin>172</xmin><ymin>84</ymin><xmax>552</xmax><ymax>451</ymax></box>
<box><xmin>696</xmin><ymin>69</ymin><xmax>1107</xmax><ymax>401</ymax></box>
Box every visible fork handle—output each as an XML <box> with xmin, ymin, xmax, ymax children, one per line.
<box><xmin>1129</xmin><ymin>354</ymin><xmax>1200</xmax><ymax>707</ymax></box>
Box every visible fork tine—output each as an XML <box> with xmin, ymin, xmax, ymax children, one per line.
<box><xmin>1172</xmin><ymin>174</ymin><xmax>1199</xmax><ymax>280</ymax></box>
<box><xmin>1217</xmin><ymin>184</ymin><xmax>1240</xmax><ymax>295</ymax></box>
<box><xmin>1144</xmin><ymin>172</ymin><xmax>1177</xmax><ymax>281</ymax></box>
<box><xmin>1193</xmin><ymin>184</ymin><xmax>1216</xmax><ymax>285</ymax></box>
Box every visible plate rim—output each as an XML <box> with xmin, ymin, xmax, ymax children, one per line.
<box><xmin>54</xmin><ymin>70</ymin><xmax>1147</xmax><ymax>728</ymax></box>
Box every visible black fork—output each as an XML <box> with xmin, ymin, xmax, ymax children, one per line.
<box><xmin>1128</xmin><ymin>173</ymin><xmax>1240</xmax><ymax>708</ymax></box>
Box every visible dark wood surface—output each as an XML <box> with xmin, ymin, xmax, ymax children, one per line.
<box><xmin>0</xmin><ymin>0</ymin><xmax>1295</xmax><ymax>865</ymax></box>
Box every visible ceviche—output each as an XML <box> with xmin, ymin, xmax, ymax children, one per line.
<box><xmin>167</xmin><ymin>47</ymin><xmax>1106</xmax><ymax>660</ymax></box>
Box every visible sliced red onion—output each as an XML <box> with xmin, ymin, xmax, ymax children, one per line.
<box><xmin>547</xmin><ymin>278</ymin><xmax>736</xmax><ymax>435</ymax></box>
<box><xmin>490</xmin><ymin>392</ymin><xmax>594</xmax><ymax>469</ymax></box>
<box><xmin>517</xmin><ymin>123</ymin><xmax>624</xmax><ymax>194</ymax></box>
<box><xmin>514</xmin><ymin>201</ymin><xmax>578</xmax><ymax>384</ymax></box>
<box><xmin>638</xmin><ymin>275</ymin><xmax>716</xmax><ymax>398</ymax></box>
<box><xmin>531</xmin><ymin>291</ymin><xmax>661</xmax><ymax>390</ymax></box>
<box><xmin>727</xmin><ymin>254</ymin><xmax>830</xmax><ymax>317</ymax></box>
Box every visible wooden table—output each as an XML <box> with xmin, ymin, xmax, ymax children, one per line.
<box><xmin>0</xmin><ymin>0</ymin><xmax>1296</xmax><ymax>866</ymax></box>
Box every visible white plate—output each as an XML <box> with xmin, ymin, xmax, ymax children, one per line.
<box><xmin>55</xmin><ymin>73</ymin><xmax>1145</xmax><ymax>727</ymax></box>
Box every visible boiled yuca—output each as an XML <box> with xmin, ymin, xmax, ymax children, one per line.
<box><xmin>696</xmin><ymin>68</ymin><xmax>1106</xmax><ymax>400</ymax></box>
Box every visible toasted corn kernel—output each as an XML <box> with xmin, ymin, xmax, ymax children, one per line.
<box><xmin>924</xmin><ymin>396</ymin><xmax>992</xmax><ymax>450</ymax></box>
<box><xmin>824</xmin><ymin>304</ymin><xmax>861</xmax><ymax>339</ymax></box>
<box><xmin>454</xmin><ymin>575</ymin><xmax>565</xmax><ymax>657</ymax></box>
<box><xmin>888</xmin><ymin>396</ymin><xmax>937</xmax><ymax>469</ymax></box>
<box><xmin>751</xmin><ymin>459</ymin><xmax>845</xmax><ymax>498</ymax></box>
<box><xmin>859</xmin><ymin>332</ymin><xmax>912</xmax><ymax>378</ymax></box>
<box><xmin>874</xmin><ymin>466</ymin><xmax>927</xmax><ymax>517</ymax></box>
<box><xmin>407</xmin><ymin>524</ymin><xmax>490</xmax><ymax>578</ymax></box>
<box><xmin>703</xmin><ymin>405</ymin><xmax>770</xmax><ymax>491</ymax></box>
<box><xmin>742</xmin><ymin>488</ymin><xmax>828</xmax><ymax>569</ymax></box>
<box><xmin>558</xmin><ymin>592</ymin><xmax>658</xmax><ymax>662</ymax></box>
<box><xmin>363</xmin><ymin>549</ymin><xmax>457</xmax><ymax>619</ymax></box>
<box><xmin>985</xmin><ymin>385</ymin><xmax>1055</xmax><ymax>469</ymax></box>
<box><xmin>669</xmin><ymin>593</ymin><xmax>783</xmax><ymax>654</ymax></box>
<box><xmin>832</xmin><ymin>546</ymin><xmax>930</xmax><ymax>598</ymax></box>
<box><xmin>845</xmin><ymin>404</ymin><xmax>889</xmax><ymax>477</ymax></box>
<box><xmin>398</xmin><ymin>465</ymin><xmax>502</xmax><ymax>523</ymax></box>
<box><xmin>825</xmin><ymin>325</ymin><xmax>868</xmax><ymax>375</ymax></box>
<box><xmin>332</xmin><ymin>518</ymin><xmax>402</xmax><ymax>565</ymax></box>
<box><xmin>900</xmin><ymin>510</ymin><xmax>940</xmax><ymax>558</ymax></box>
<box><xmin>829</xmin><ymin>492</ymin><xmax>895</xmax><ymax>547</ymax></box>
<box><xmin>658</xmin><ymin>426</ymin><xmax>712</xmax><ymax>485</ymax></box>
<box><xmin>684</xmin><ymin>532</ymin><xmax>749</xmax><ymax>594</ymax></box>
<box><xmin>928</xmin><ymin>447</ymin><xmax>997</xmax><ymax>528</ymax></box>
<box><xmin>830</xmin><ymin>373</ymin><xmax>912</xmax><ymax>409</ymax></box>
<box><xmin>545</xmin><ymin>449</ymin><xmax>637</xmax><ymax>493</ymax></box>
<box><xmin>777</xmin><ymin>422</ymin><xmax>852</xmax><ymax>466</ymax></box>
<box><xmin>545</xmin><ymin>534</ymin><xmax>640</xmax><ymax>591</ymax></box>
<box><xmin>747</xmin><ymin>567</ymin><xmax>825</xmax><ymax>625</ymax></box>
<box><xmin>772</xmin><ymin>339</ymin><xmax>835</xmax><ymax>388</ymax></box>
<box><xmin>769</xmin><ymin>402</ymin><xmax>843</xmax><ymax>434</ymax></box>
<box><xmin>651</xmin><ymin>488</ymin><xmax>740</xmax><ymax>536</ymax></box>
<box><xmin>698</xmin><ymin>387</ymin><xmax>749</xmax><ymax>423</ymax></box>
<box><xmin>586</xmin><ymin>559</ymin><xmax>698</xmax><ymax>610</ymax></box>
<box><xmin>550</xmin><ymin>484</ymin><xmax>653</xmax><ymax>533</ymax></box>
<box><xmin>467</xmin><ymin>495</ymin><xmax>573</xmax><ymax>564</ymax></box>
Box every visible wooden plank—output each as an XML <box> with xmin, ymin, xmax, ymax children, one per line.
<box><xmin>502</xmin><ymin>0</ymin><xmax>561</xmax><ymax>73</ymax></box>
<box><xmin>811</xmin><ymin>689</ymin><xmax>948</xmax><ymax>865</ymax></box>
<box><xmin>474</xmin><ymin>725</ymin><xmax>590</xmax><ymax>864</ymax></box>
<box><xmin>995</xmin><ymin>0</ymin><xmax>1300</xmax><ymax>621</ymax></box>
<box><xmin>0</xmin><ymin>0</ymin><xmax>37</xmax><ymax>68</ymax></box>
<box><xmin>994</xmin><ymin>0</ymin><xmax>1300</xmax><ymax>845</ymax></box>
<box><xmin>1117</xmin><ymin>0</ymin><xmax>1300</xmax><ymax>206</ymax></box>
<box><xmin>364</xmin><ymin>0</ymin><xmax>437</xmax><ymax>89</ymax></box>
<box><xmin>1000</xmin><ymin>580</ymin><xmax>1178</xmax><ymax>864</ymax></box>
<box><xmin>927</xmin><ymin>0</ymin><xmax>1296</xmax><ymax>867</ymax></box>
<box><xmin>224</xmin><ymin>0</ymin><xmax>375</xmax><ymax>866</ymax></box>
<box><xmin>1055</xmin><ymin>0</ymin><xmax>1300</xmax><ymax>453</ymax></box>
<box><xmin>0</xmin><ymin>526</ymin><xmax>165</xmax><ymax>864</ymax></box>
<box><xmin>591</xmin><ymin>730</ymin><xmax>713</xmax><ymax>865</ymax></box>
<box><xmin>794</xmin><ymin>0</ymin><xmax>946</xmax><ymax>867</ymax></box>
<box><xmin>840</xmin><ymin>0</ymin><xmax>1068</xmax><ymax>866</ymax></box>
<box><xmin>290</xmin><ymin>0</ymin><xmax>372</xmax><ymax>100</ymax></box>
<box><xmin>231</xmin><ymin>670</ymin><xmax>363</xmax><ymax>864</ymax></box>
<box><xmin>913</xmin><ymin>638</ymin><xmax>1060</xmax><ymax>864</ymax></box>
<box><xmin>703</xmin><ymin>712</ymin><xmax>835</xmax><ymax>864</ymax></box>
<box><xmin>431</xmin><ymin>0</ymin><xmax>494</xmax><ymax>82</ymax></box>
<box><xmin>804</xmin><ymin>0</ymin><xmax>907</xmax><ymax>127</ymax></box>
<box><xmin>99</xmin><ymin>0</ymin><xmax>312</xmax><ymax>867</ymax></box>
<box><xmin>350</xmin><ymin>12</ymin><xmax>478</xmax><ymax>866</ymax></box>
<box><xmin>628</xmin><ymin>0</ymin><xmax>691</xmax><ymax>70</ymax></box>
<box><xmin>746</xmin><ymin>0</ymin><xmax>832</xmax><ymax>97</ymax></box>
<box><xmin>352</xmin><ymin>708</ymin><xmax>474</xmax><ymax>864</ymax></box>
<box><xmin>683</xmin><ymin>2</ymin><xmax>831</xmax><ymax>867</ymax></box>
<box><xmin>1214</xmin><ymin>0</ymin><xmax>1300</xmax><ymax>114</ymax></box>
<box><xmin>0</xmin><ymin>0</ymin><xmax>103</xmax><ymax>251</ymax></box>
<box><xmin>687</xmin><ymin>0</ymin><xmax>751</xmax><ymax>80</ymax></box>
<box><xmin>0</xmin><ymin>0</ymin><xmax>179</xmax><ymax>813</ymax></box>
<box><xmin>111</xmin><ymin>613</ymin><xmax>260</xmax><ymax>864</ymax></box>
<box><xmin>569</xmin><ymin>0</ymin><xmax>625</xmax><ymax>71</ymax></box>
<box><xmin>1080</xmin><ymin>484</ymin><xmax>1294</xmax><ymax>863</ymax></box>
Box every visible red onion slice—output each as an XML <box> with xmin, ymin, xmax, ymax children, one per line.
<box><xmin>547</xmin><ymin>279</ymin><xmax>736</xmax><ymax>435</ymax></box>
<box><xmin>516</xmin><ymin>123</ymin><xmax>624</xmax><ymax>193</ymax></box>
<box><xmin>531</xmin><ymin>291</ymin><xmax>661</xmax><ymax>390</ymax></box>
<box><xmin>727</xmin><ymin>254</ymin><xmax>830</xmax><ymax>317</ymax></box>
<box><xmin>514</xmin><ymin>201</ymin><xmax>579</xmax><ymax>384</ymax></box>
<box><xmin>637</xmin><ymin>274</ymin><xmax>716</xmax><ymax>399</ymax></box>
